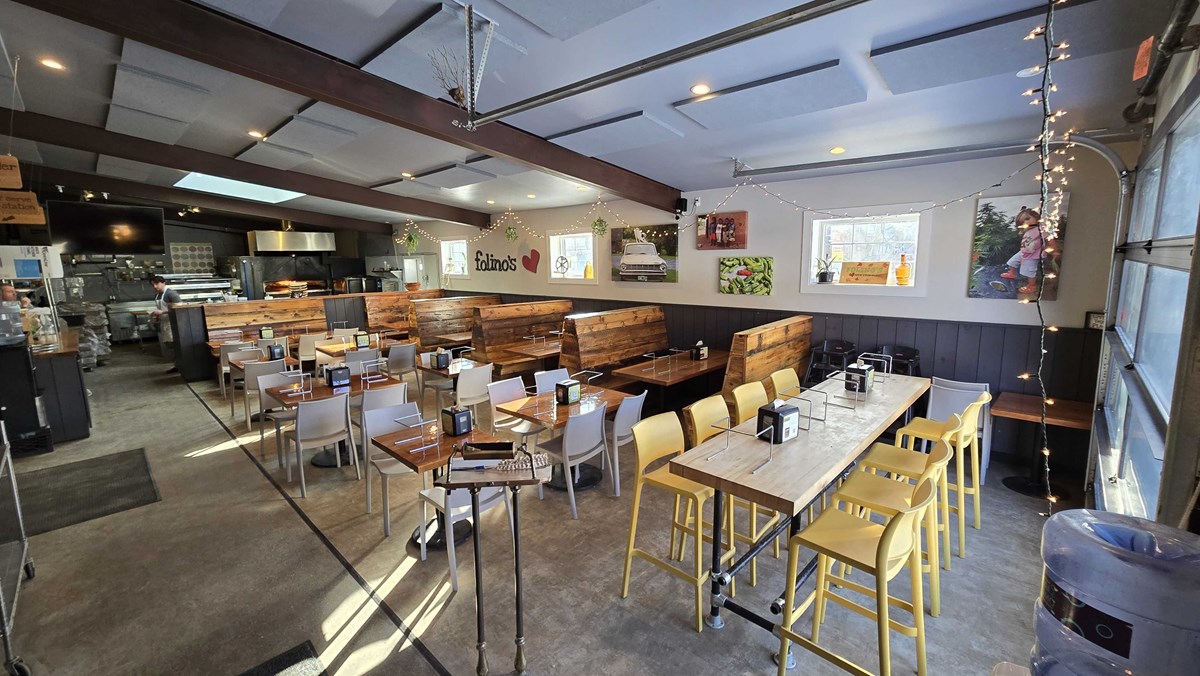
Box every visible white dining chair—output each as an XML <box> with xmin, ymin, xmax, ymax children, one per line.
<box><xmin>419</xmin><ymin>474</ymin><xmax>512</xmax><ymax>591</ymax></box>
<box><xmin>455</xmin><ymin>362</ymin><xmax>494</xmax><ymax>426</ymax></box>
<box><xmin>314</xmin><ymin>338</ymin><xmax>344</xmax><ymax>368</ymax></box>
<box><xmin>534</xmin><ymin>368</ymin><xmax>570</xmax><ymax>394</ymax></box>
<box><xmin>282</xmin><ymin>393</ymin><xmax>357</xmax><ymax>497</ymax></box>
<box><xmin>346</xmin><ymin>348</ymin><xmax>381</xmax><ymax>370</ymax></box>
<box><xmin>363</xmin><ymin>402</ymin><xmax>420</xmax><ymax>536</ymax></box>
<box><xmin>217</xmin><ymin>341</ymin><xmax>254</xmax><ymax>400</ymax></box>
<box><xmin>242</xmin><ymin>358</ymin><xmax>287</xmax><ymax>432</ymax></box>
<box><xmin>257</xmin><ymin>336</ymin><xmax>288</xmax><ymax>352</ymax></box>
<box><xmin>604</xmin><ymin>390</ymin><xmax>647</xmax><ymax>497</ymax></box>
<box><xmin>538</xmin><ymin>403</ymin><xmax>609</xmax><ymax>519</ymax></box>
<box><xmin>353</xmin><ymin>384</ymin><xmax>409</xmax><ymax>458</ymax></box>
<box><xmin>418</xmin><ymin>352</ymin><xmax>455</xmax><ymax>413</ymax></box>
<box><xmin>227</xmin><ymin>349</ymin><xmax>265</xmax><ymax>415</ymax></box>
<box><xmin>930</xmin><ymin>377</ymin><xmax>993</xmax><ymax>484</ymax></box>
<box><xmin>257</xmin><ymin>371</ymin><xmax>298</xmax><ymax>467</ymax></box>
<box><xmin>298</xmin><ymin>334</ymin><xmax>321</xmax><ymax>371</ymax></box>
<box><xmin>486</xmin><ymin>377</ymin><xmax>545</xmax><ymax>449</ymax></box>
<box><xmin>332</xmin><ymin>327</ymin><xmax>360</xmax><ymax>337</ymax></box>
<box><xmin>385</xmin><ymin>342</ymin><xmax>418</xmax><ymax>383</ymax></box>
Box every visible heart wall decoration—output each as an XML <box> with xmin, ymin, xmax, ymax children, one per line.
<box><xmin>521</xmin><ymin>249</ymin><xmax>540</xmax><ymax>273</ymax></box>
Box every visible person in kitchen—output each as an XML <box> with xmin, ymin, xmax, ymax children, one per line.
<box><xmin>150</xmin><ymin>275</ymin><xmax>182</xmax><ymax>370</ymax></box>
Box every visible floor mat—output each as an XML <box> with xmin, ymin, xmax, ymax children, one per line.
<box><xmin>237</xmin><ymin>641</ymin><xmax>327</xmax><ymax>676</ymax></box>
<box><xmin>16</xmin><ymin>449</ymin><xmax>161</xmax><ymax>535</ymax></box>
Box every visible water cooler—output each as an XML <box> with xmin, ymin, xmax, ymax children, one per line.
<box><xmin>1033</xmin><ymin>509</ymin><xmax>1200</xmax><ymax>675</ymax></box>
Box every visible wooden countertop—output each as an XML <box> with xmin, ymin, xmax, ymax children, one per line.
<box><xmin>28</xmin><ymin>328</ymin><xmax>81</xmax><ymax>358</ymax></box>
<box><xmin>990</xmin><ymin>392</ymin><xmax>1093</xmax><ymax>430</ymax></box>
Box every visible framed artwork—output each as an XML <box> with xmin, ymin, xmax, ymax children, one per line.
<box><xmin>719</xmin><ymin>256</ymin><xmax>772</xmax><ymax>295</ymax></box>
<box><xmin>698</xmin><ymin>211</ymin><xmax>748</xmax><ymax>250</ymax></box>
<box><xmin>611</xmin><ymin>225</ymin><xmax>678</xmax><ymax>282</ymax></box>
<box><xmin>968</xmin><ymin>193</ymin><xmax>1069</xmax><ymax>301</ymax></box>
<box><xmin>1085</xmin><ymin>311</ymin><xmax>1106</xmax><ymax>330</ymax></box>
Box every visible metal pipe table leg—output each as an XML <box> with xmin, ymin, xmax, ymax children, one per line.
<box><xmin>471</xmin><ymin>488</ymin><xmax>489</xmax><ymax>676</ymax></box>
<box><xmin>706</xmin><ymin>488</ymin><xmax>726</xmax><ymax>629</ymax></box>
<box><xmin>512</xmin><ymin>485</ymin><xmax>528</xmax><ymax>674</ymax></box>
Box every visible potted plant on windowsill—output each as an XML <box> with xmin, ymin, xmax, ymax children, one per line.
<box><xmin>815</xmin><ymin>257</ymin><xmax>836</xmax><ymax>284</ymax></box>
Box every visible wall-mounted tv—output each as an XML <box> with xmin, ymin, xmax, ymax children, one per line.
<box><xmin>47</xmin><ymin>201</ymin><xmax>166</xmax><ymax>255</ymax></box>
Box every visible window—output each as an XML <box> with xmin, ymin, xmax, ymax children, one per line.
<box><xmin>1127</xmin><ymin>149</ymin><xmax>1161</xmax><ymax>242</ymax></box>
<box><xmin>812</xmin><ymin>213</ymin><xmax>919</xmax><ymax>285</ymax></box>
<box><xmin>1136</xmin><ymin>265</ymin><xmax>1188</xmax><ymax>414</ymax></box>
<box><xmin>1115</xmin><ymin>260</ymin><xmax>1147</xmax><ymax>351</ymax></box>
<box><xmin>548</xmin><ymin>231</ymin><xmax>596</xmax><ymax>283</ymax></box>
<box><xmin>1157</xmin><ymin>102</ymin><xmax>1200</xmax><ymax>239</ymax></box>
<box><xmin>440</xmin><ymin>239</ymin><xmax>469</xmax><ymax>277</ymax></box>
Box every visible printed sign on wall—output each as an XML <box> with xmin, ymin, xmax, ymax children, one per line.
<box><xmin>475</xmin><ymin>250</ymin><xmax>517</xmax><ymax>272</ymax></box>
<box><xmin>0</xmin><ymin>191</ymin><xmax>45</xmax><ymax>224</ymax></box>
<box><xmin>840</xmin><ymin>261</ymin><xmax>891</xmax><ymax>284</ymax></box>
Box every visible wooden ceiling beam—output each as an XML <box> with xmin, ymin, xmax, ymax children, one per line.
<box><xmin>8</xmin><ymin>109</ymin><xmax>488</xmax><ymax>228</ymax></box>
<box><xmin>15</xmin><ymin>0</ymin><xmax>682</xmax><ymax>213</ymax></box>
<box><xmin>27</xmin><ymin>166</ymin><xmax>394</xmax><ymax>235</ymax></box>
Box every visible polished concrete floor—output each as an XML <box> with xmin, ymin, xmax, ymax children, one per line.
<box><xmin>11</xmin><ymin>345</ymin><xmax>1056</xmax><ymax>674</ymax></box>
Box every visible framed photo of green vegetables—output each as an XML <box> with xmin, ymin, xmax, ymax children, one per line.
<box><xmin>719</xmin><ymin>256</ymin><xmax>772</xmax><ymax>295</ymax></box>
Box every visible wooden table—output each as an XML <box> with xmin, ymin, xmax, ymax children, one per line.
<box><xmin>229</xmin><ymin>355</ymin><xmax>299</xmax><ymax>372</ymax></box>
<box><xmin>416</xmin><ymin>357</ymin><xmax>483</xmax><ymax>380</ymax></box>
<box><xmin>266</xmin><ymin>375</ymin><xmax>405</xmax><ymax>468</ymax></box>
<box><xmin>436</xmin><ymin>332</ymin><xmax>473</xmax><ymax>344</ymax></box>
<box><xmin>670</xmin><ymin>373</ymin><xmax>929</xmax><ymax>659</ymax></box>
<box><xmin>992</xmin><ymin>391</ymin><xmax>1092</xmax><ymax>500</ymax></box>
<box><xmin>505</xmin><ymin>340</ymin><xmax>562</xmax><ymax>371</ymax></box>
<box><xmin>314</xmin><ymin>338</ymin><xmax>398</xmax><ymax>358</ymax></box>
<box><xmin>612</xmin><ymin>349</ymin><xmax>730</xmax><ymax>411</ymax></box>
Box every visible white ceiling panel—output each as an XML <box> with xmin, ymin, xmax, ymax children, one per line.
<box><xmin>418</xmin><ymin>163</ymin><xmax>496</xmax><ymax>189</ymax></box>
<box><xmin>192</xmin><ymin>0</ymin><xmax>290</xmax><ymax>28</ymax></box>
<box><xmin>265</xmin><ymin>115</ymin><xmax>358</xmax><ymax>156</ymax></box>
<box><xmin>674</xmin><ymin>60</ymin><xmax>866</xmax><ymax>129</ymax></box>
<box><xmin>236</xmin><ymin>141</ymin><xmax>314</xmax><ymax>170</ymax></box>
<box><xmin>105</xmin><ymin>105</ymin><xmax>190</xmax><ymax>144</ymax></box>
<box><xmin>374</xmin><ymin>179</ymin><xmax>444</xmax><ymax>197</ymax></box>
<box><xmin>550</xmin><ymin>111</ymin><xmax>683</xmax><ymax>157</ymax></box>
<box><xmin>465</xmin><ymin>156</ymin><xmax>532</xmax><ymax>177</ymax></box>
<box><xmin>297</xmin><ymin>102</ymin><xmax>383</xmax><ymax>136</ymax></box>
<box><xmin>496</xmin><ymin>0</ymin><xmax>656</xmax><ymax>40</ymax></box>
<box><xmin>120</xmin><ymin>40</ymin><xmax>230</xmax><ymax>93</ymax></box>
<box><xmin>111</xmin><ymin>64</ymin><xmax>213</xmax><ymax>124</ymax></box>
<box><xmin>8</xmin><ymin>138</ymin><xmax>41</xmax><ymax>165</ymax></box>
<box><xmin>0</xmin><ymin>33</ymin><xmax>24</xmax><ymax>111</ymax></box>
<box><xmin>95</xmin><ymin>154</ymin><xmax>156</xmax><ymax>182</ymax></box>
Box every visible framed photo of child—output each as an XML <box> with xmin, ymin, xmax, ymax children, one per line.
<box><xmin>968</xmin><ymin>193</ymin><xmax>1069</xmax><ymax>301</ymax></box>
<box><xmin>698</xmin><ymin>211</ymin><xmax>748</xmax><ymax>250</ymax></box>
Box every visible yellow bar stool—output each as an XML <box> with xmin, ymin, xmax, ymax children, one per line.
<box><xmin>777</xmin><ymin>479</ymin><xmax>936</xmax><ymax>676</ymax></box>
<box><xmin>620</xmin><ymin>412</ymin><xmax>736</xmax><ymax>633</ymax></box>
<box><xmin>834</xmin><ymin>418</ymin><xmax>961</xmax><ymax>617</ymax></box>
<box><xmin>896</xmin><ymin>391</ymin><xmax>991</xmax><ymax>557</ymax></box>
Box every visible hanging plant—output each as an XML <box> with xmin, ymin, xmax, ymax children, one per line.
<box><xmin>402</xmin><ymin>231</ymin><xmax>420</xmax><ymax>255</ymax></box>
<box><xmin>591</xmin><ymin>217</ymin><xmax>608</xmax><ymax>237</ymax></box>
<box><xmin>505</xmin><ymin>225</ymin><xmax>518</xmax><ymax>242</ymax></box>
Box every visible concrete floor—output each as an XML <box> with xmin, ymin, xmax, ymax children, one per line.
<box><xmin>11</xmin><ymin>345</ymin><xmax>1055</xmax><ymax>674</ymax></box>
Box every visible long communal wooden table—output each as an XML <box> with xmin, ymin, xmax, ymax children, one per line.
<box><xmin>669</xmin><ymin>373</ymin><xmax>930</xmax><ymax>667</ymax></box>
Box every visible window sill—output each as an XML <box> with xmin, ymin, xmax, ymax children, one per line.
<box><xmin>801</xmin><ymin>280</ymin><xmax>926</xmax><ymax>297</ymax></box>
<box><xmin>548</xmin><ymin>276</ymin><xmax>599</xmax><ymax>286</ymax></box>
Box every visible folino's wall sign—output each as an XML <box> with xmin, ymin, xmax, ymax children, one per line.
<box><xmin>475</xmin><ymin>250</ymin><xmax>517</xmax><ymax>272</ymax></box>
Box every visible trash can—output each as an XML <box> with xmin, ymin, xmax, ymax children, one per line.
<box><xmin>1032</xmin><ymin>509</ymin><xmax>1200</xmax><ymax>675</ymax></box>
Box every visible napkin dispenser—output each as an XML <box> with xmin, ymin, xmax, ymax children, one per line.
<box><xmin>757</xmin><ymin>400</ymin><xmax>800</xmax><ymax>444</ymax></box>
<box><xmin>690</xmin><ymin>341</ymin><xmax>709</xmax><ymax>361</ymax></box>
<box><xmin>259</xmin><ymin>326</ymin><xmax>274</xmax><ymax>339</ymax></box>
<box><xmin>267</xmin><ymin>343</ymin><xmax>285</xmax><ymax>361</ymax></box>
<box><xmin>325</xmin><ymin>365</ymin><xmax>351</xmax><ymax>388</ymax></box>
<box><xmin>845</xmin><ymin>361</ymin><xmax>875</xmax><ymax>393</ymax></box>
<box><xmin>441</xmin><ymin>406</ymin><xmax>473</xmax><ymax>436</ymax></box>
<box><xmin>434</xmin><ymin>350</ymin><xmax>451</xmax><ymax>369</ymax></box>
<box><xmin>354</xmin><ymin>332</ymin><xmax>370</xmax><ymax>349</ymax></box>
<box><xmin>555</xmin><ymin>379</ymin><xmax>581</xmax><ymax>404</ymax></box>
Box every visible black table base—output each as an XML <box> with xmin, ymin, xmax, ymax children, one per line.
<box><xmin>410</xmin><ymin>518</ymin><xmax>473</xmax><ymax>550</ymax></box>
<box><xmin>1002</xmin><ymin>475</ymin><xmax>1072</xmax><ymax>501</ymax></box>
<box><xmin>546</xmin><ymin>462</ymin><xmax>602</xmax><ymax>491</ymax></box>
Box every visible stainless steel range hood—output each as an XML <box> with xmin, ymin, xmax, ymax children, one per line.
<box><xmin>248</xmin><ymin>230</ymin><xmax>337</xmax><ymax>253</ymax></box>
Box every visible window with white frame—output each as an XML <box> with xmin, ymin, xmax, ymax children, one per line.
<box><xmin>811</xmin><ymin>213</ymin><xmax>920</xmax><ymax>285</ymax></box>
<box><xmin>440</xmin><ymin>239</ymin><xmax>469</xmax><ymax>277</ymax></box>
<box><xmin>548</xmin><ymin>231</ymin><xmax>596</xmax><ymax>282</ymax></box>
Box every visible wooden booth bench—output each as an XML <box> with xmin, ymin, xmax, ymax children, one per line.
<box><xmin>471</xmin><ymin>300</ymin><xmax>573</xmax><ymax>377</ymax></box>
<box><xmin>408</xmin><ymin>295</ymin><xmax>502</xmax><ymax>351</ymax></box>
<box><xmin>364</xmin><ymin>288</ymin><xmax>442</xmax><ymax>336</ymax></box>
<box><xmin>203</xmin><ymin>297</ymin><xmax>328</xmax><ymax>343</ymax></box>
<box><xmin>559</xmin><ymin>305</ymin><xmax>669</xmax><ymax>390</ymax></box>
<box><xmin>721</xmin><ymin>314</ymin><xmax>813</xmax><ymax>405</ymax></box>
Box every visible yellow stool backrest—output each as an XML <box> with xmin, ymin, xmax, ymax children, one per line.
<box><xmin>631</xmin><ymin>412</ymin><xmax>686</xmax><ymax>475</ymax></box>
<box><xmin>955</xmin><ymin>392</ymin><xmax>992</xmax><ymax>445</ymax></box>
<box><xmin>878</xmin><ymin>479</ymin><xmax>936</xmax><ymax>575</ymax></box>
<box><xmin>731</xmin><ymin>382</ymin><xmax>768</xmax><ymax>425</ymax></box>
<box><xmin>768</xmin><ymin>368</ymin><xmax>800</xmax><ymax>399</ymax></box>
<box><xmin>682</xmin><ymin>394</ymin><xmax>730</xmax><ymax>449</ymax></box>
<box><xmin>920</xmin><ymin>414</ymin><xmax>963</xmax><ymax>484</ymax></box>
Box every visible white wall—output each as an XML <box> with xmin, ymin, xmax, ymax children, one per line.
<box><xmin>411</xmin><ymin>144</ymin><xmax>1134</xmax><ymax>328</ymax></box>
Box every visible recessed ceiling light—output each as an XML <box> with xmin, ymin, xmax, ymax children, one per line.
<box><xmin>401</xmin><ymin>172</ymin><xmax>413</xmax><ymax>178</ymax></box>
<box><xmin>247</xmin><ymin>130</ymin><xmax>265</xmax><ymax>139</ymax></box>
<box><xmin>486</xmin><ymin>199</ymin><xmax>495</xmax><ymax>205</ymax></box>
<box><xmin>829</xmin><ymin>146</ymin><xmax>846</xmax><ymax>155</ymax></box>
<box><xmin>174</xmin><ymin>172</ymin><xmax>304</xmax><ymax>203</ymax></box>
<box><xmin>39</xmin><ymin>58</ymin><xmax>65</xmax><ymax>71</ymax></box>
<box><xmin>577</xmin><ymin>186</ymin><xmax>588</xmax><ymax>191</ymax></box>
<box><xmin>690</xmin><ymin>83</ymin><xmax>710</xmax><ymax>96</ymax></box>
<box><xmin>526</xmin><ymin>194</ymin><xmax>536</xmax><ymax>199</ymax></box>
<box><xmin>1016</xmin><ymin>66</ymin><xmax>1042</xmax><ymax>78</ymax></box>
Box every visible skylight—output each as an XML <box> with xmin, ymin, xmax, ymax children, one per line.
<box><xmin>174</xmin><ymin>173</ymin><xmax>304</xmax><ymax>203</ymax></box>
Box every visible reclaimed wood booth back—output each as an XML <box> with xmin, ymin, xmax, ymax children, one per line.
<box><xmin>408</xmin><ymin>295</ymin><xmax>502</xmax><ymax>350</ymax></box>
<box><xmin>363</xmin><ymin>289</ymin><xmax>443</xmax><ymax>334</ymax></box>
<box><xmin>472</xmin><ymin>300</ymin><xmax>574</xmax><ymax>370</ymax></box>
<box><xmin>559</xmin><ymin>305</ymin><xmax>669</xmax><ymax>371</ymax></box>
<box><xmin>203</xmin><ymin>297</ymin><xmax>326</xmax><ymax>342</ymax></box>
<box><xmin>721</xmin><ymin>315</ymin><xmax>813</xmax><ymax>404</ymax></box>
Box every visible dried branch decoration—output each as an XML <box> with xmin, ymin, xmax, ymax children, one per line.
<box><xmin>429</xmin><ymin>46</ymin><xmax>467</xmax><ymax>108</ymax></box>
